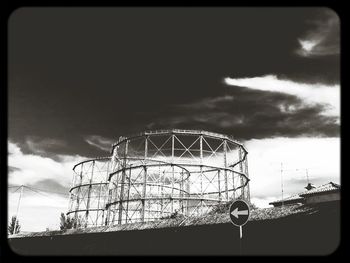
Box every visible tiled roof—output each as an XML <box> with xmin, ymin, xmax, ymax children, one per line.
<box><xmin>299</xmin><ymin>182</ymin><xmax>340</xmax><ymax>197</ymax></box>
<box><xmin>269</xmin><ymin>182</ymin><xmax>340</xmax><ymax>205</ymax></box>
<box><xmin>269</xmin><ymin>194</ymin><xmax>304</xmax><ymax>205</ymax></box>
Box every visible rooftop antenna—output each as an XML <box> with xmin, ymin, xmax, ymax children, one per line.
<box><xmin>280</xmin><ymin>162</ymin><xmax>284</xmax><ymax>207</ymax></box>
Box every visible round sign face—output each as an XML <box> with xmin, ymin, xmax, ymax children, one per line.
<box><xmin>229</xmin><ymin>199</ymin><xmax>250</xmax><ymax>227</ymax></box>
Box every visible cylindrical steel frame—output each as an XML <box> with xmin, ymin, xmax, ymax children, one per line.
<box><xmin>67</xmin><ymin>129</ymin><xmax>250</xmax><ymax>228</ymax></box>
<box><xmin>67</xmin><ymin>157</ymin><xmax>111</xmax><ymax>227</ymax></box>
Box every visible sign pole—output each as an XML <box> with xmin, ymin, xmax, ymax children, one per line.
<box><xmin>229</xmin><ymin>199</ymin><xmax>250</xmax><ymax>256</ymax></box>
<box><xmin>239</xmin><ymin>226</ymin><xmax>243</xmax><ymax>255</ymax></box>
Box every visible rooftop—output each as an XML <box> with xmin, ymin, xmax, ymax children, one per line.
<box><xmin>300</xmin><ymin>182</ymin><xmax>340</xmax><ymax>197</ymax></box>
<box><xmin>269</xmin><ymin>182</ymin><xmax>340</xmax><ymax>205</ymax></box>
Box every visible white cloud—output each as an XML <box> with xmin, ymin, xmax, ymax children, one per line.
<box><xmin>224</xmin><ymin>75</ymin><xmax>340</xmax><ymax>118</ymax></box>
<box><xmin>85</xmin><ymin>135</ymin><xmax>114</xmax><ymax>152</ymax></box>
<box><xmin>298</xmin><ymin>39</ymin><xmax>320</xmax><ymax>53</ymax></box>
<box><xmin>8</xmin><ymin>141</ymin><xmax>86</xmax><ymax>231</ymax></box>
<box><xmin>25</xmin><ymin>137</ymin><xmax>67</xmax><ymax>155</ymax></box>
<box><xmin>8</xmin><ymin>141</ymin><xmax>84</xmax><ymax>187</ymax></box>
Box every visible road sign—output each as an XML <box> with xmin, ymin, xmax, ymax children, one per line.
<box><xmin>229</xmin><ymin>199</ymin><xmax>250</xmax><ymax>227</ymax></box>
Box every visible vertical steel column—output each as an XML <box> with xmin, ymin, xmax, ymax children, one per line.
<box><xmin>68</xmin><ymin>166</ymin><xmax>77</xmax><ymax>213</ymax></box>
<box><xmin>96</xmin><ymin>182</ymin><xmax>102</xmax><ymax>226</ymax></box>
<box><xmin>239</xmin><ymin>147</ymin><xmax>245</xmax><ymax>199</ymax></box>
<box><xmin>199</xmin><ymin>135</ymin><xmax>204</xmax><ymax>214</ymax></box>
<box><xmin>141</xmin><ymin>166</ymin><xmax>147</xmax><ymax>222</ymax></box>
<box><xmin>161</xmin><ymin>170</ymin><xmax>164</xmax><ymax>217</ymax></box>
<box><xmin>200</xmin><ymin>135</ymin><xmax>203</xmax><ymax>198</ymax></box>
<box><xmin>218</xmin><ymin>169</ymin><xmax>221</xmax><ymax>201</ymax></box>
<box><xmin>141</xmin><ymin>136</ymin><xmax>148</xmax><ymax>222</ymax></box>
<box><xmin>145</xmin><ymin>135</ymin><xmax>148</xmax><ymax>161</ymax></box>
<box><xmin>85</xmin><ymin>160</ymin><xmax>95</xmax><ymax>227</ymax></box>
<box><xmin>125</xmin><ymin>167</ymin><xmax>132</xmax><ymax>224</ymax></box>
<box><xmin>74</xmin><ymin>164</ymin><xmax>83</xmax><ymax>221</ymax></box>
<box><xmin>180</xmin><ymin>171</ymin><xmax>184</xmax><ymax>213</ymax></box>
<box><xmin>171</xmin><ymin>134</ymin><xmax>175</xmax><ymax>213</ymax></box>
<box><xmin>186</xmin><ymin>172</ymin><xmax>190</xmax><ymax>216</ymax></box>
<box><xmin>105</xmin><ymin>188</ymin><xmax>112</xmax><ymax>225</ymax></box>
<box><xmin>223</xmin><ymin>140</ymin><xmax>229</xmax><ymax>200</ymax></box>
<box><xmin>171</xmin><ymin>134</ymin><xmax>175</xmax><ymax>163</ymax></box>
<box><xmin>118</xmin><ymin>140</ymin><xmax>128</xmax><ymax>224</ymax></box>
<box><xmin>244</xmin><ymin>152</ymin><xmax>250</xmax><ymax>202</ymax></box>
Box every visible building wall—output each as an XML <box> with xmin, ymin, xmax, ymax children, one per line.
<box><xmin>304</xmin><ymin>192</ymin><xmax>340</xmax><ymax>204</ymax></box>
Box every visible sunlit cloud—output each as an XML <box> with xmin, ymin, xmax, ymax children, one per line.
<box><xmin>224</xmin><ymin>75</ymin><xmax>340</xmax><ymax>118</ymax></box>
<box><xmin>8</xmin><ymin>141</ymin><xmax>84</xmax><ymax>190</ymax></box>
<box><xmin>8</xmin><ymin>141</ymin><xmax>85</xmax><ymax>232</ymax></box>
<box><xmin>85</xmin><ymin>135</ymin><xmax>115</xmax><ymax>152</ymax></box>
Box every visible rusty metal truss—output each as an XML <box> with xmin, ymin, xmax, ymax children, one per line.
<box><xmin>67</xmin><ymin>129</ymin><xmax>250</xmax><ymax>228</ymax></box>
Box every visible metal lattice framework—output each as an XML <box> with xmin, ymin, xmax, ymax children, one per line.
<box><xmin>67</xmin><ymin>129</ymin><xmax>250</xmax><ymax>228</ymax></box>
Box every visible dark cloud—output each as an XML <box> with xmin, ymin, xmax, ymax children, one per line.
<box><xmin>148</xmin><ymin>87</ymin><xmax>339</xmax><ymax>140</ymax></box>
<box><xmin>8</xmin><ymin>166</ymin><xmax>21</xmax><ymax>173</ymax></box>
<box><xmin>8</xmin><ymin>7</ymin><xmax>339</xmax><ymax>157</ymax></box>
<box><xmin>296</xmin><ymin>8</ymin><xmax>340</xmax><ymax>57</ymax></box>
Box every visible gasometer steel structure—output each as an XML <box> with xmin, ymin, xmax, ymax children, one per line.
<box><xmin>67</xmin><ymin>129</ymin><xmax>250</xmax><ymax>228</ymax></box>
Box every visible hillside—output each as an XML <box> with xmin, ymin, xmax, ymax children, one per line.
<box><xmin>8</xmin><ymin>201</ymin><xmax>340</xmax><ymax>255</ymax></box>
<box><xmin>11</xmin><ymin>202</ymin><xmax>314</xmax><ymax>238</ymax></box>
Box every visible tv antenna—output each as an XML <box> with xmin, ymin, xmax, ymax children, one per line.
<box><xmin>280</xmin><ymin>162</ymin><xmax>284</xmax><ymax>207</ymax></box>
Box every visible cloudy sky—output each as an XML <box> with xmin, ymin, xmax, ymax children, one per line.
<box><xmin>8</xmin><ymin>7</ymin><xmax>340</xmax><ymax>232</ymax></box>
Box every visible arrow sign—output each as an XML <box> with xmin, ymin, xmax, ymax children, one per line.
<box><xmin>231</xmin><ymin>207</ymin><xmax>249</xmax><ymax>218</ymax></box>
<box><xmin>229</xmin><ymin>199</ymin><xmax>250</xmax><ymax>227</ymax></box>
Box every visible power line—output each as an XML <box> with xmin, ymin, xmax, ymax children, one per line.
<box><xmin>10</xmin><ymin>185</ymin><xmax>23</xmax><ymax>194</ymax></box>
<box><xmin>24</xmin><ymin>186</ymin><xmax>68</xmax><ymax>201</ymax></box>
<box><xmin>8</xmin><ymin>185</ymin><xmax>68</xmax><ymax>196</ymax></box>
<box><xmin>25</xmin><ymin>186</ymin><xmax>68</xmax><ymax>196</ymax></box>
<box><xmin>8</xmin><ymin>185</ymin><xmax>22</xmax><ymax>189</ymax></box>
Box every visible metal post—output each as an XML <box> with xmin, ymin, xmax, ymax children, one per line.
<box><xmin>14</xmin><ymin>185</ymin><xmax>24</xmax><ymax>232</ymax></box>
<box><xmin>180</xmin><ymin>171</ymin><xmax>184</xmax><ymax>213</ymax></box>
<box><xmin>171</xmin><ymin>134</ymin><xmax>175</xmax><ymax>163</ymax></box>
<box><xmin>186</xmin><ymin>172</ymin><xmax>190</xmax><ymax>216</ymax></box>
<box><xmin>239</xmin><ymin>147</ymin><xmax>245</xmax><ymax>199</ymax></box>
<box><xmin>85</xmin><ymin>160</ymin><xmax>95</xmax><ymax>227</ymax></box>
<box><xmin>200</xmin><ymin>135</ymin><xmax>203</xmax><ymax>198</ymax></box>
<box><xmin>161</xmin><ymin>170</ymin><xmax>164</xmax><ymax>217</ymax></box>
<box><xmin>141</xmin><ymin>136</ymin><xmax>148</xmax><ymax>222</ymax></box>
<box><xmin>171</xmin><ymin>165</ymin><xmax>174</xmax><ymax>213</ymax></box>
<box><xmin>223</xmin><ymin>140</ymin><xmax>228</xmax><ymax>200</ymax></box>
<box><xmin>96</xmin><ymin>182</ymin><xmax>102</xmax><ymax>226</ymax></box>
<box><xmin>75</xmin><ymin>164</ymin><xmax>83</xmax><ymax>221</ymax></box>
<box><xmin>118</xmin><ymin>140</ymin><xmax>128</xmax><ymax>224</ymax></box>
<box><xmin>239</xmin><ymin>226</ymin><xmax>243</xmax><ymax>255</ymax></box>
<box><xmin>171</xmin><ymin>134</ymin><xmax>175</xmax><ymax>214</ymax></box>
<box><xmin>281</xmin><ymin>162</ymin><xmax>284</xmax><ymax>207</ymax></box>
<box><xmin>141</xmin><ymin>166</ymin><xmax>147</xmax><ymax>222</ymax></box>
<box><xmin>125</xmin><ymin>167</ymin><xmax>132</xmax><ymax>224</ymax></box>
<box><xmin>244</xmin><ymin>155</ymin><xmax>251</xmax><ymax>202</ymax></box>
<box><xmin>145</xmin><ymin>136</ymin><xmax>148</xmax><ymax>161</ymax></box>
<box><xmin>218</xmin><ymin>170</ymin><xmax>221</xmax><ymax>201</ymax></box>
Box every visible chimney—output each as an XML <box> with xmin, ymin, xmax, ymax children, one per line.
<box><xmin>305</xmin><ymin>183</ymin><xmax>316</xmax><ymax>191</ymax></box>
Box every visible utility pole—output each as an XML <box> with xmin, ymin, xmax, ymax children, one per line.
<box><xmin>15</xmin><ymin>185</ymin><xmax>24</xmax><ymax>230</ymax></box>
<box><xmin>296</xmin><ymin>168</ymin><xmax>310</xmax><ymax>185</ymax></box>
<box><xmin>280</xmin><ymin>163</ymin><xmax>284</xmax><ymax>207</ymax></box>
<box><xmin>306</xmin><ymin>169</ymin><xmax>309</xmax><ymax>184</ymax></box>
